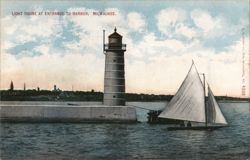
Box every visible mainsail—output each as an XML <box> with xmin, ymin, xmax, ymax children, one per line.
<box><xmin>207</xmin><ymin>85</ymin><xmax>228</xmax><ymax>125</ymax></box>
<box><xmin>158</xmin><ymin>62</ymin><xmax>206</xmax><ymax>123</ymax></box>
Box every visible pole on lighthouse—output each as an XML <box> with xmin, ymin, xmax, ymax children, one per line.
<box><xmin>103</xmin><ymin>30</ymin><xmax>105</xmax><ymax>53</ymax></box>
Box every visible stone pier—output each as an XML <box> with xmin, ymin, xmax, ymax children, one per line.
<box><xmin>0</xmin><ymin>102</ymin><xmax>137</xmax><ymax>123</ymax></box>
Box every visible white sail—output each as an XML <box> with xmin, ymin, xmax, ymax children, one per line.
<box><xmin>207</xmin><ymin>85</ymin><xmax>228</xmax><ymax>125</ymax></box>
<box><xmin>159</xmin><ymin>62</ymin><xmax>206</xmax><ymax>123</ymax></box>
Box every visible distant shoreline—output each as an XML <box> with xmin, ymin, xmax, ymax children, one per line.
<box><xmin>217</xmin><ymin>100</ymin><xmax>250</xmax><ymax>103</ymax></box>
<box><xmin>1</xmin><ymin>90</ymin><xmax>249</xmax><ymax>102</ymax></box>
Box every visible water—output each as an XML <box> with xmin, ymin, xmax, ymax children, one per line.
<box><xmin>1</xmin><ymin>102</ymin><xmax>250</xmax><ymax>159</ymax></box>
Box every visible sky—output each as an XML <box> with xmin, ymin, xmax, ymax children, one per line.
<box><xmin>1</xmin><ymin>0</ymin><xmax>249</xmax><ymax>97</ymax></box>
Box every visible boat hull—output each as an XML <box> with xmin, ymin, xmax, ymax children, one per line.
<box><xmin>167</xmin><ymin>126</ymin><xmax>226</xmax><ymax>131</ymax></box>
<box><xmin>147</xmin><ymin>110</ymin><xmax>183</xmax><ymax>124</ymax></box>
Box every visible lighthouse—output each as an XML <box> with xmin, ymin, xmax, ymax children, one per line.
<box><xmin>103</xmin><ymin>28</ymin><xmax>126</xmax><ymax>106</ymax></box>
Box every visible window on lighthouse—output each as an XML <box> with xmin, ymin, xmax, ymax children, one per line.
<box><xmin>109</xmin><ymin>38</ymin><xmax>117</xmax><ymax>44</ymax></box>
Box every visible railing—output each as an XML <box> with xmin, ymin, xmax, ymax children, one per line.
<box><xmin>104</xmin><ymin>44</ymin><xmax>126</xmax><ymax>51</ymax></box>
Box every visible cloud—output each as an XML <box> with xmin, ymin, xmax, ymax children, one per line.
<box><xmin>2</xmin><ymin>14</ymin><xmax>61</xmax><ymax>42</ymax></box>
<box><xmin>156</xmin><ymin>7</ymin><xmax>248</xmax><ymax>52</ymax></box>
<box><xmin>126</xmin><ymin>32</ymin><xmax>187</xmax><ymax>62</ymax></box>
<box><xmin>191</xmin><ymin>9</ymin><xmax>219</xmax><ymax>33</ymax></box>
<box><xmin>1</xmin><ymin>50</ymin><xmax>104</xmax><ymax>91</ymax></box>
<box><xmin>127</xmin><ymin>12</ymin><xmax>146</xmax><ymax>32</ymax></box>
<box><xmin>1</xmin><ymin>13</ymin><xmax>62</xmax><ymax>58</ymax></box>
<box><xmin>175</xmin><ymin>24</ymin><xmax>197</xmax><ymax>39</ymax></box>
<box><xmin>60</xmin><ymin>7</ymin><xmax>127</xmax><ymax>56</ymax></box>
<box><xmin>156</xmin><ymin>8</ymin><xmax>186</xmax><ymax>35</ymax></box>
<box><xmin>125</xmin><ymin>27</ymin><xmax>249</xmax><ymax>97</ymax></box>
<box><xmin>126</xmin><ymin>36</ymin><xmax>249</xmax><ymax>97</ymax></box>
<box><xmin>1</xmin><ymin>5</ymin><xmax>249</xmax><ymax>97</ymax></box>
<box><xmin>156</xmin><ymin>8</ymin><xmax>197</xmax><ymax>40</ymax></box>
<box><xmin>190</xmin><ymin>9</ymin><xmax>244</xmax><ymax>39</ymax></box>
<box><xmin>1</xmin><ymin>7</ymin><xmax>127</xmax><ymax>91</ymax></box>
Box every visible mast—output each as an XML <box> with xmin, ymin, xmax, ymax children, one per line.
<box><xmin>203</xmin><ymin>73</ymin><xmax>207</xmax><ymax>127</ymax></box>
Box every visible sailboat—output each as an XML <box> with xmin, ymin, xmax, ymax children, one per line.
<box><xmin>158</xmin><ymin>61</ymin><xmax>228</xmax><ymax>130</ymax></box>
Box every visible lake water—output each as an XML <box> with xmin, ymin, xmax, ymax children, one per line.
<box><xmin>1</xmin><ymin>102</ymin><xmax>250</xmax><ymax>160</ymax></box>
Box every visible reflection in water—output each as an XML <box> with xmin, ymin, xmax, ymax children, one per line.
<box><xmin>1</xmin><ymin>102</ymin><xmax>250</xmax><ymax>160</ymax></box>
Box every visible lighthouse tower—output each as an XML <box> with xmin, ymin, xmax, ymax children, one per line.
<box><xmin>103</xmin><ymin>28</ymin><xmax>126</xmax><ymax>106</ymax></box>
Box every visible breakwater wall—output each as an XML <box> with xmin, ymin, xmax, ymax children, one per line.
<box><xmin>0</xmin><ymin>101</ymin><xmax>137</xmax><ymax>123</ymax></box>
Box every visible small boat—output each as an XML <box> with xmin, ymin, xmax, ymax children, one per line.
<box><xmin>147</xmin><ymin>110</ymin><xmax>183</xmax><ymax>124</ymax></box>
<box><xmin>158</xmin><ymin>61</ymin><xmax>228</xmax><ymax>130</ymax></box>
